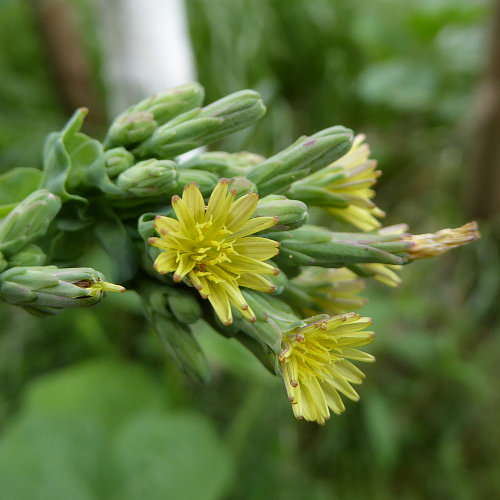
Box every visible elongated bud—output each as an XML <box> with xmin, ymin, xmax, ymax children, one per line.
<box><xmin>167</xmin><ymin>289</ymin><xmax>202</xmax><ymax>324</ymax></box>
<box><xmin>116</xmin><ymin>159</ymin><xmax>178</xmax><ymax>197</ymax></box>
<box><xmin>104</xmin><ymin>147</ymin><xmax>135</xmax><ymax>178</ymax></box>
<box><xmin>271</xmin><ymin>225</ymin><xmax>408</xmax><ymax>268</ymax></box>
<box><xmin>131</xmin><ymin>83</ymin><xmax>205</xmax><ymax>125</ymax></box>
<box><xmin>228</xmin><ymin>176</ymin><xmax>257</xmax><ymax>196</ymax></box>
<box><xmin>254</xmin><ymin>195</ymin><xmax>308</xmax><ymax>231</ymax></box>
<box><xmin>133</xmin><ymin>90</ymin><xmax>266</xmax><ymax>159</ymax></box>
<box><xmin>247</xmin><ymin>126</ymin><xmax>353</xmax><ymax>195</ymax></box>
<box><xmin>0</xmin><ymin>190</ymin><xmax>61</xmax><ymax>256</ymax></box>
<box><xmin>140</xmin><ymin>283</ymin><xmax>209</xmax><ymax>381</ymax></box>
<box><xmin>0</xmin><ymin>266</ymin><xmax>124</xmax><ymax>315</ymax></box>
<box><xmin>105</xmin><ymin>111</ymin><xmax>158</xmax><ymax>148</ymax></box>
<box><xmin>180</xmin><ymin>151</ymin><xmax>265</xmax><ymax>177</ymax></box>
<box><xmin>7</xmin><ymin>244</ymin><xmax>46</xmax><ymax>267</ymax></box>
<box><xmin>228</xmin><ymin>290</ymin><xmax>303</xmax><ymax>354</ymax></box>
<box><xmin>176</xmin><ymin>169</ymin><xmax>219</xmax><ymax>196</ymax></box>
<box><xmin>404</xmin><ymin>222</ymin><xmax>480</xmax><ymax>259</ymax></box>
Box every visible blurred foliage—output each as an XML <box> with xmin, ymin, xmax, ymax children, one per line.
<box><xmin>1</xmin><ymin>0</ymin><xmax>500</xmax><ymax>499</ymax></box>
<box><xmin>186</xmin><ymin>0</ymin><xmax>490</xmax><ymax>229</ymax></box>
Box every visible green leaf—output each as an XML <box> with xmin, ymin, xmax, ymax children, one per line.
<box><xmin>41</xmin><ymin>108</ymin><xmax>88</xmax><ymax>205</ymax></box>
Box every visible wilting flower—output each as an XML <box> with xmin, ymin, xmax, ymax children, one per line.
<box><xmin>279</xmin><ymin>313</ymin><xmax>375</xmax><ymax>424</ymax></box>
<box><xmin>405</xmin><ymin>221</ymin><xmax>480</xmax><ymax>259</ymax></box>
<box><xmin>149</xmin><ymin>180</ymin><xmax>280</xmax><ymax>325</ymax></box>
<box><xmin>290</xmin><ymin>267</ymin><xmax>368</xmax><ymax>315</ymax></box>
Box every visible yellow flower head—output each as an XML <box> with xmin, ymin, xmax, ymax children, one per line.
<box><xmin>325</xmin><ymin>134</ymin><xmax>385</xmax><ymax>231</ymax></box>
<box><xmin>279</xmin><ymin>312</ymin><xmax>375</xmax><ymax>424</ymax></box>
<box><xmin>291</xmin><ymin>267</ymin><xmax>368</xmax><ymax>316</ymax></box>
<box><xmin>405</xmin><ymin>221</ymin><xmax>480</xmax><ymax>260</ymax></box>
<box><xmin>149</xmin><ymin>180</ymin><xmax>280</xmax><ymax>325</ymax></box>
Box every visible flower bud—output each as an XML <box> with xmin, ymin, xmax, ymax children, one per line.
<box><xmin>272</xmin><ymin>225</ymin><xmax>407</xmax><ymax>268</ymax></box>
<box><xmin>0</xmin><ymin>190</ymin><xmax>61</xmax><ymax>256</ymax></box>
<box><xmin>131</xmin><ymin>82</ymin><xmax>205</xmax><ymax>125</ymax></box>
<box><xmin>0</xmin><ymin>266</ymin><xmax>124</xmax><ymax>315</ymax></box>
<box><xmin>180</xmin><ymin>151</ymin><xmax>265</xmax><ymax>177</ymax></box>
<box><xmin>104</xmin><ymin>147</ymin><xmax>135</xmax><ymax>178</ymax></box>
<box><xmin>228</xmin><ymin>176</ymin><xmax>257</xmax><ymax>196</ymax></box>
<box><xmin>254</xmin><ymin>195</ymin><xmax>308</xmax><ymax>231</ymax></box>
<box><xmin>175</xmin><ymin>169</ymin><xmax>219</xmax><ymax>196</ymax></box>
<box><xmin>133</xmin><ymin>90</ymin><xmax>266</xmax><ymax>159</ymax></box>
<box><xmin>105</xmin><ymin>111</ymin><xmax>157</xmax><ymax>148</ymax></box>
<box><xmin>116</xmin><ymin>159</ymin><xmax>178</xmax><ymax>197</ymax></box>
<box><xmin>247</xmin><ymin>126</ymin><xmax>353</xmax><ymax>195</ymax></box>
<box><xmin>167</xmin><ymin>289</ymin><xmax>202</xmax><ymax>324</ymax></box>
<box><xmin>229</xmin><ymin>290</ymin><xmax>303</xmax><ymax>354</ymax></box>
<box><xmin>140</xmin><ymin>282</ymin><xmax>209</xmax><ymax>381</ymax></box>
<box><xmin>7</xmin><ymin>244</ymin><xmax>46</xmax><ymax>267</ymax></box>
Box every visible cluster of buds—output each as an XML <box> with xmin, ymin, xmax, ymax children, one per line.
<box><xmin>0</xmin><ymin>83</ymin><xmax>479</xmax><ymax>424</ymax></box>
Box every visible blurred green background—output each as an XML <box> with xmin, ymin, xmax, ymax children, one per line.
<box><xmin>1</xmin><ymin>0</ymin><xmax>500</xmax><ymax>498</ymax></box>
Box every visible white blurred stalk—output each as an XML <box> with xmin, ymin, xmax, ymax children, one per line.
<box><xmin>98</xmin><ymin>0</ymin><xmax>196</xmax><ymax>117</ymax></box>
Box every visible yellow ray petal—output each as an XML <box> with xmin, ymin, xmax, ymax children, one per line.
<box><xmin>226</xmin><ymin>192</ymin><xmax>259</xmax><ymax>232</ymax></box>
<box><xmin>182</xmin><ymin>183</ymin><xmax>205</xmax><ymax>223</ymax></box>
<box><xmin>228</xmin><ymin>216</ymin><xmax>277</xmax><ymax>240</ymax></box>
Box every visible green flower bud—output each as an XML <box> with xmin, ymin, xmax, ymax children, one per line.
<box><xmin>176</xmin><ymin>169</ymin><xmax>219</xmax><ymax>196</ymax></box>
<box><xmin>0</xmin><ymin>266</ymin><xmax>124</xmax><ymax>315</ymax></box>
<box><xmin>104</xmin><ymin>147</ymin><xmax>135</xmax><ymax>178</ymax></box>
<box><xmin>105</xmin><ymin>111</ymin><xmax>157</xmax><ymax>148</ymax></box>
<box><xmin>271</xmin><ymin>225</ymin><xmax>408</xmax><ymax>268</ymax></box>
<box><xmin>133</xmin><ymin>90</ymin><xmax>266</xmax><ymax>159</ymax></box>
<box><xmin>140</xmin><ymin>282</ymin><xmax>209</xmax><ymax>381</ymax></box>
<box><xmin>254</xmin><ymin>195</ymin><xmax>308</xmax><ymax>231</ymax></box>
<box><xmin>0</xmin><ymin>190</ymin><xmax>61</xmax><ymax>256</ymax></box>
<box><xmin>229</xmin><ymin>290</ymin><xmax>303</xmax><ymax>354</ymax></box>
<box><xmin>247</xmin><ymin>126</ymin><xmax>353</xmax><ymax>196</ymax></box>
<box><xmin>131</xmin><ymin>83</ymin><xmax>205</xmax><ymax>125</ymax></box>
<box><xmin>180</xmin><ymin>151</ymin><xmax>265</xmax><ymax>177</ymax></box>
<box><xmin>167</xmin><ymin>289</ymin><xmax>202</xmax><ymax>324</ymax></box>
<box><xmin>7</xmin><ymin>244</ymin><xmax>46</xmax><ymax>267</ymax></box>
<box><xmin>116</xmin><ymin>159</ymin><xmax>178</xmax><ymax>197</ymax></box>
<box><xmin>228</xmin><ymin>176</ymin><xmax>257</xmax><ymax>196</ymax></box>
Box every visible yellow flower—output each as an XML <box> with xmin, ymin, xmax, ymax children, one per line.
<box><xmin>405</xmin><ymin>221</ymin><xmax>480</xmax><ymax>260</ymax></box>
<box><xmin>279</xmin><ymin>313</ymin><xmax>375</xmax><ymax>424</ymax></box>
<box><xmin>325</xmin><ymin>134</ymin><xmax>385</xmax><ymax>231</ymax></box>
<box><xmin>291</xmin><ymin>267</ymin><xmax>368</xmax><ymax>315</ymax></box>
<box><xmin>149</xmin><ymin>180</ymin><xmax>280</xmax><ymax>325</ymax></box>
